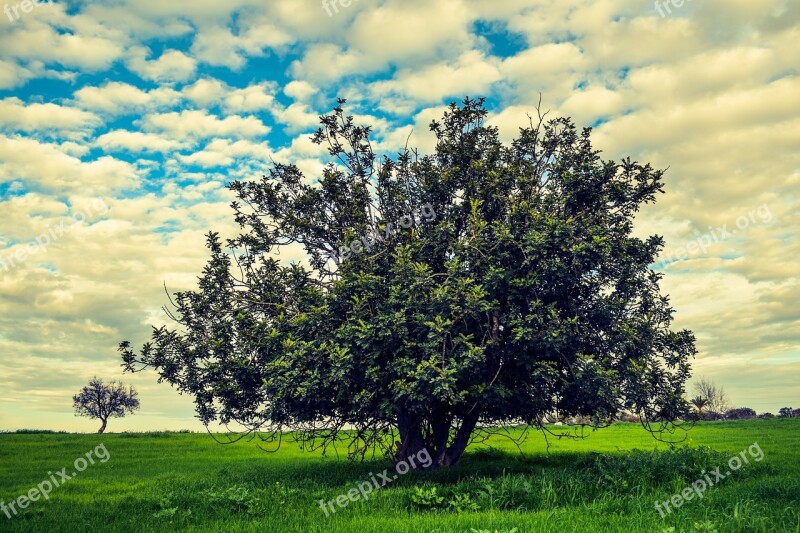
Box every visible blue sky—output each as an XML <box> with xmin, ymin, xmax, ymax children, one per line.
<box><xmin>0</xmin><ymin>0</ymin><xmax>798</xmax><ymax>432</ymax></box>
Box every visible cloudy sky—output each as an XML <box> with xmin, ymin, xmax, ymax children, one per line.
<box><xmin>0</xmin><ymin>0</ymin><xmax>797</xmax><ymax>432</ymax></box>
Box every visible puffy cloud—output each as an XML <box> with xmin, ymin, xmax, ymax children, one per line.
<box><xmin>370</xmin><ymin>50</ymin><xmax>502</xmax><ymax>107</ymax></box>
<box><xmin>183</xmin><ymin>79</ymin><xmax>278</xmax><ymax>113</ymax></box>
<box><xmin>291</xmin><ymin>0</ymin><xmax>475</xmax><ymax>83</ymax></box>
<box><xmin>177</xmin><ymin>138</ymin><xmax>272</xmax><ymax>168</ymax></box>
<box><xmin>139</xmin><ymin>109</ymin><xmax>271</xmax><ymax>140</ymax></box>
<box><xmin>96</xmin><ymin>130</ymin><xmax>186</xmax><ymax>153</ymax></box>
<box><xmin>73</xmin><ymin>82</ymin><xmax>181</xmax><ymax>115</ymax></box>
<box><xmin>223</xmin><ymin>83</ymin><xmax>277</xmax><ymax>113</ymax></box>
<box><xmin>189</xmin><ymin>20</ymin><xmax>293</xmax><ymax>69</ymax></box>
<box><xmin>0</xmin><ymin>97</ymin><xmax>102</xmax><ymax>135</ymax></box>
<box><xmin>182</xmin><ymin>78</ymin><xmax>228</xmax><ymax>106</ymax></box>
<box><xmin>127</xmin><ymin>47</ymin><xmax>197</xmax><ymax>83</ymax></box>
<box><xmin>284</xmin><ymin>80</ymin><xmax>318</xmax><ymax>102</ymax></box>
<box><xmin>558</xmin><ymin>86</ymin><xmax>626</xmax><ymax>125</ymax></box>
<box><xmin>271</xmin><ymin>102</ymin><xmax>320</xmax><ymax>130</ymax></box>
<box><xmin>0</xmin><ymin>59</ymin><xmax>72</xmax><ymax>90</ymax></box>
<box><xmin>0</xmin><ymin>136</ymin><xmax>140</xmax><ymax>193</ymax></box>
<box><xmin>0</xmin><ymin>20</ymin><xmax>124</xmax><ymax>71</ymax></box>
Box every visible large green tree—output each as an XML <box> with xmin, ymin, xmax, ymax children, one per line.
<box><xmin>121</xmin><ymin>98</ymin><xmax>695</xmax><ymax>467</ymax></box>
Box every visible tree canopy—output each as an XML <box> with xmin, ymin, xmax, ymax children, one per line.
<box><xmin>121</xmin><ymin>98</ymin><xmax>695</xmax><ymax>467</ymax></box>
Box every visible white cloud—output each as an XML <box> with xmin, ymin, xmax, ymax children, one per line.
<box><xmin>96</xmin><ymin>130</ymin><xmax>186</xmax><ymax>153</ymax></box>
<box><xmin>177</xmin><ymin>138</ymin><xmax>272</xmax><ymax>168</ymax></box>
<box><xmin>223</xmin><ymin>83</ymin><xmax>277</xmax><ymax>113</ymax></box>
<box><xmin>271</xmin><ymin>102</ymin><xmax>319</xmax><ymax>130</ymax></box>
<box><xmin>0</xmin><ymin>97</ymin><xmax>102</xmax><ymax>134</ymax></box>
<box><xmin>140</xmin><ymin>109</ymin><xmax>270</xmax><ymax>141</ymax></box>
<box><xmin>284</xmin><ymin>80</ymin><xmax>318</xmax><ymax>102</ymax></box>
<box><xmin>0</xmin><ymin>22</ymin><xmax>124</xmax><ymax>71</ymax></box>
<box><xmin>0</xmin><ymin>136</ymin><xmax>140</xmax><ymax>193</ymax></box>
<box><xmin>189</xmin><ymin>20</ymin><xmax>292</xmax><ymax>69</ymax></box>
<box><xmin>291</xmin><ymin>0</ymin><xmax>475</xmax><ymax>83</ymax></box>
<box><xmin>370</xmin><ymin>50</ymin><xmax>502</xmax><ymax>106</ymax></box>
<box><xmin>183</xmin><ymin>79</ymin><xmax>278</xmax><ymax>113</ymax></box>
<box><xmin>127</xmin><ymin>47</ymin><xmax>197</xmax><ymax>83</ymax></box>
<box><xmin>182</xmin><ymin>78</ymin><xmax>228</xmax><ymax>106</ymax></box>
<box><xmin>559</xmin><ymin>85</ymin><xmax>626</xmax><ymax>124</ymax></box>
<box><xmin>73</xmin><ymin>81</ymin><xmax>181</xmax><ymax>115</ymax></box>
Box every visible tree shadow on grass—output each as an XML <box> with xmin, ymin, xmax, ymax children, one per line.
<box><xmin>215</xmin><ymin>443</ymin><xmax>775</xmax><ymax>495</ymax></box>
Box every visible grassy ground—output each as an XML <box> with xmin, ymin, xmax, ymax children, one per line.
<box><xmin>0</xmin><ymin>420</ymin><xmax>798</xmax><ymax>532</ymax></box>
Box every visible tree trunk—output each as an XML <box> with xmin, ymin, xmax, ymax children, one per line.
<box><xmin>431</xmin><ymin>413</ymin><xmax>451</xmax><ymax>460</ymax></box>
<box><xmin>98</xmin><ymin>418</ymin><xmax>107</xmax><ymax>434</ymax></box>
<box><xmin>395</xmin><ymin>411</ymin><xmax>427</xmax><ymax>464</ymax></box>
<box><xmin>396</xmin><ymin>410</ymin><xmax>480</xmax><ymax>468</ymax></box>
<box><xmin>435</xmin><ymin>411</ymin><xmax>479</xmax><ymax>468</ymax></box>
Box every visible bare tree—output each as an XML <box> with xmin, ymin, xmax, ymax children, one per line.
<box><xmin>73</xmin><ymin>377</ymin><xmax>140</xmax><ymax>433</ymax></box>
<box><xmin>693</xmin><ymin>377</ymin><xmax>729</xmax><ymax>415</ymax></box>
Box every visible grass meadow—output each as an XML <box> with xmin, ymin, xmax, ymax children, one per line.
<box><xmin>1</xmin><ymin>420</ymin><xmax>798</xmax><ymax>532</ymax></box>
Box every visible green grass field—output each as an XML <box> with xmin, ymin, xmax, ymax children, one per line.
<box><xmin>1</xmin><ymin>420</ymin><xmax>798</xmax><ymax>532</ymax></box>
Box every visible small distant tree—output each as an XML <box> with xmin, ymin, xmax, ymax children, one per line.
<box><xmin>690</xmin><ymin>396</ymin><xmax>709</xmax><ymax>415</ymax></box>
<box><xmin>73</xmin><ymin>377</ymin><xmax>140</xmax><ymax>433</ymax></box>
<box><xmin>778</xmin><ymin>407</ymin><xmax>794</xmax><ymax>417</ymax></box>
<box><xmin>693</xmin><ymin>377</ymin><xmax>729</xmax><ymax>415</ymax></box>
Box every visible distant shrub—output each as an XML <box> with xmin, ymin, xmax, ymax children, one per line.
<box><xmin>700</xmin><ymin>411</ymin><xmax>724</xmax><ymax>421</ymax></box>
<box><xmin>119</xmin><ymin>430</ymin><xmax>194</xmax><ymax>437</ymax></box>
<box><xmin>724</xmin><ymin>408</ymin><xmax>756</xmax><ymax>420</ymax></box>
<box><xmin>617</xmin><ymin>412</ymin><xmax>641</xmax><ymax>423</ymax></box>
<box><xmin>14</xmin><ymin>429</ymin><xmax>67</xmax><ymax>434</ymax></box>
<box><xmin>758</xmin><ymin>412</ymin><xmax>775</xmax><ymax>419</ymax></box>
<box><xmin>793</xmin><ymin>409</ymin><xmax>800</xmax><ymax>417</ymax></box>
<box><xmin>778</xmin><ymin>407</ymin><xmax>794</xmax><ymax>417</ymax></box>
<box><xmin>120</xmin><ymin>431</ymin><xmax>174</xmax><ymax>438</ymax></box>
